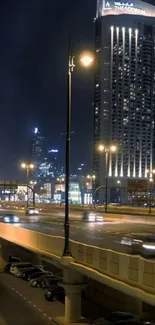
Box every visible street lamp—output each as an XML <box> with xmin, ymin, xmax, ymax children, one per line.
<box><xmin>21</xmin><ymin>163</ymin><xmax>35</xmax><ymax>208</ymax></box>
<box><xmin>57</xmin><ymin>177</ymin><xmax>65</xmax><ymax>205</ymax></box>
<box><xmin>87</xmin><ymin>175</ymin><xmax>96</xmax><ymax>205</ymax></box>
<box><xmin>147</xmin><ymin>169</ymin><xmax>155</xmax><ymax>214</ymax></box>
<box><xmin>63</xmin><ymin>39</ymin><xmax>94</xmax><ymax>256</ymax></box>
<box><xmin>98</xmin><ymin>144</ymin><xmax>117</xmax><ymax>213</ymax></box>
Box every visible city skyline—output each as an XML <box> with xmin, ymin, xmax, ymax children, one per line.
<box><xmin>0</xmin><ymin>1</ymin><xmax>95</xmax><ymax>180</ymax></box>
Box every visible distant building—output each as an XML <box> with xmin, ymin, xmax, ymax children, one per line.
<box><xmin>94</xmin><ymin>0</ymin><xmax>155</xmax><ymax>203</ymax></box>
<box><xmin>31</xmin><ymin>127</ymin><xmax>45</xmax><ymax>164</ymax></box>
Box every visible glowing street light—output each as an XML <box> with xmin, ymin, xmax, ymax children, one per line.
<box><xmin>63</xmin><ymin>38</ymin><xmax>94</xmax><ymax>256</ymax></box>
<box><xmin>21</xmin><ymin>162</ymin><xmax>35</xmax><ymax>208</ymax></box>
<box><xmin>80</xmin><ymin>54</ymin><xmax>94</xmax><ymax>67</ymax></box>
<box><xmin>98</xmin><ymin>143</ymin><xmax>117</xmax><ymax>213</ymax></box>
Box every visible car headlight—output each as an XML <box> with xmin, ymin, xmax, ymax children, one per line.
<box><xmin>88</xmin><ymin>214</ymin><xmax>96</xmax><ymax>221</ymax></box>
<box><xmin>4</xmin><ymin>217</ymin><xmax>10</xmax><ymax>222</ymax></box>
<box><xmin>142</xmin><ymin>244</ymin><xmax>155</xmax><ymax>250</ymax></box>
<box><xmin>14</xmin><ymin>216</ymin><xmax>19</xmax><ymax>222</ymax></box>
<box><xmin>96</xmin><ymin>216</ymin><xmax>103</xmax><ymax>221</ymax></box>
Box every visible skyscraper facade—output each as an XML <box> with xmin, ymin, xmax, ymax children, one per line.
<box><xmin>31</xmin><ymin>127</ymin><xmax>45</xmax><ymax>164</ymax></box>
<box><xmin>94</xmin><ymin>0</ymin><xmax>155</xmax><ymax>199</ymax></box>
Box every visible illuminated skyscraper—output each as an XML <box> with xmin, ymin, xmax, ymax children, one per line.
<box><xmin>31</xmin><ymin>127</ymin><xmax>45</xmax><ymax>163</ymax></box>
<box><xmin>94</xmin><ymin>0</ymin><xmax>155</xmax><ymax>198</ymax></box>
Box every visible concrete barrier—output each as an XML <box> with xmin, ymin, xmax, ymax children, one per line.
<box><xmin>0</xmin><ymin>223</ymin><xmax>155</xmax><ymax>305</ymax></box>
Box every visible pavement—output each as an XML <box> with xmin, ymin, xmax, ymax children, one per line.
<box><xmin>16</xmin><ymin>217</ymin><xmax>155</xmax><ymax>253</ymax></box>
<box><xmin>0</xmin><ymin>273</ymin><xmax>62</xmax><ymax>325</ymax></box>
<box><xmin>0</xmin><ymin>272</ymin><xmax>106</xmax><ymax>325</ymax></box>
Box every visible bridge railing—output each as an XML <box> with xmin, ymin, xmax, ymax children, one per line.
<box><xmin>0</xmin><ymin>223</ymin><xmax>155</xmax><ymax>302</ymax></box>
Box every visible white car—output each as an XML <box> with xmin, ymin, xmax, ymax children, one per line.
<box><xmin>121</xmin><ymin>233</ymin><xmax>155</xmax><ymax>257</ymax></box>
<box><xmin>10</xmin><ymin>262</ymin><xmax>33</xmax><ymax>276</ymax></box>
<box><xmin>25</xmin><ymin>207</ymin><xmax>39</xmax><ymax>216</ymax></box>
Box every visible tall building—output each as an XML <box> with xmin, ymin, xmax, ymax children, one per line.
<box><xmin>94</xmin><ymin>0</ymin><xmax>155</xmax><ymax>201</ymax></box>
<box><xmin>31</xmin><ymin>127</ymin><xmax>45</xmax><ymax>163</ymax></box>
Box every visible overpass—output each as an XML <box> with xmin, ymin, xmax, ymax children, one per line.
<box><xmin>0</xmin><ymin>223</ymin><xmax>155</xmax><ymax>323</ymax></box>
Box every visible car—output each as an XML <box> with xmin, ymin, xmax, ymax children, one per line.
<box><xmin>92</xmin><ymin>318</ymin><xmax>111</xmax><ymax>325</ymax></box>
<box><xmin>25</xmin><ymin>207</ymin><xmax>39</xmax><ymax>216</ymax></box>
<box><xmin>44</xmin><ymin>285</ymin><xmax>65</xmax><ymax>302</ymax></box>
<box><xmin>8</xmin><ymin>253</ymin><xmax>20</xmax><ymax>263</ymax></box>
<box><xmin>121</xmin><ymin>233</ymin><xmax>155</xmax><ymax>257</ymax></box>
<box><xmin>27</xmin><ymin>271</ymin><xmax>46</xmax><ymax>281</ymax></box>
<box><xmin>108</xmin><ymin>312</ymin><xmax>136</xmax><ymax>322</ymax></box>
<box><xmin>22</xmin><ymin>266</ymin><xmax>43</xmax><ymax>280</ymax></box>
<box><xmin>29</xmin><ymin>273</ymin><xmax>54</xmax><ymax>287</ymax></box>
<box><xmin>0</xmin><ymin>214</ymin><xmax>19</xmax><ymax>223</ymax></box>
<box><xmin>10</xmin><ymin>262</ymin><xmax>33</xmax><ymax>276</ymax></box>
<box><xmin>41</xmin><ymin>276</ymin><xmax>62</xmax><ymax>290</ymax></box>
<box><xmin>4</xmin><ymin>262</ymin><xmax>21</xmax><ymax>273</ymax></box>
<box><xmin>83</xmin><ymin>212</ymin><xmax>104</xmax><ymax>222</ymax></box>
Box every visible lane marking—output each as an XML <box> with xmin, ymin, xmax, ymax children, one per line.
<box><xmin>70</xmin><ymin>231</ymin><xmax>76</xmax><ymax>234</ymax></box>
<box><xmin>84</xmin><ymin>235</ymin><xmax>102</xmax><ymax>240</ymax></box>
<box><xmin>28</xmin><ymin>300</ymin><xmax>31</xmax><ymax>304</ymax></box>
<box><xmin>33</xmin><ymin>304</ymin><xmax>36</xmax><ymax>308</ymax></box>
<box><xmin>43</xmin><ymin>313</ymin><xmax>47</xmax><ymax>317</ymax></box>
<box><xmin>38</xmin><ymin>308</ymin><xmax>42</xmax><ymax>312</ymax></box>
<box><xmin>44</xmin><ymin>227</ymin><xmax>55</xmax><ymax>231</ymax></box>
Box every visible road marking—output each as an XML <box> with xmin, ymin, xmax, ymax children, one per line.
<box><xmin>43</xmin><ymin>313</ymin><xmax>47</xmax><ymax>317</ymax></box>
<box><xmin>33</xmin><ymin>304</ymin><xmax>36</xmax><ymax>308</ymax></box>
<box><xmin>28</xmin><ymin>300</ymin><xmax>31</xmax><ymax>304</ymax></box>
<box><xmin>44</xmin><ymin>227</ymin><xmax>55</xmax><ymax>230</ymax></box>
<box><xmin>84</xmin><ymin>235</ymin><xmax>102</xmax><ymax>240</ymax></box>
<box><xmin>49</xmin><ymin>317</ymin><xmax>52</xmax><ymax>320</ymax></box>
<box><xmin>70</xmin><ymin>231</ymin><xmax>76</xmax><ymax>234</ymax></box>
<box><xmin>114</xmin><ymin>240</ymin><xmax>121</xmax><ymax>244</ymax></box>
<box><xmin>38</xmin><ymin>308</ymin><xmax>42</xmax><ymax>312</ymax></box>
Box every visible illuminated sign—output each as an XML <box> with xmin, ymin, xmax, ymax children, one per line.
<box><xmin>98</xmin><ymin>0</ymin><xmax>155</xmax><ymax>18</ymax></box>
<box><xmin>48</xmin><ymin>149</ymin><xmax>58</xmax><ymax>153</ymax></box>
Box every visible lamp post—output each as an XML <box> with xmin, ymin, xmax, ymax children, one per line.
<box><xmin>57</xmin><ymin>177</ymin><xmax>65</xmax><ymax>206</ymax></box>
<box><xmin>63</xmin><ymin>39</ymin><xmax>94</xmax><ymax>256</ymax></box>
<box><xmin>98</xmin><ymin>144</ymin><xmax>117</xmax><ymax>213</ymax></box>
<box><xmin>147</xmin><ymin>169</ymin><xmax>155</xmax><ymax>214</ymax></box>
<box><xmin>21</xmin><ymin>163</ymin><xmax>35</xmax><ymax>208</ymax></box>
<box><xmin>87</xmin><ymin>175</ymin><xmax>96</xmax><ymax>206</ymax></box>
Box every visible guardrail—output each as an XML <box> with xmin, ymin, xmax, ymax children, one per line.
<box><xmin>0</xmin><ymin>223</ymin><xmax>155</xmax><ymax>305</ymax></box>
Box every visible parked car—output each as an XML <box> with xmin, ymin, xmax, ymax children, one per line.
<box><xmin>29</xmin><ymin>273</ymin><xmax>54</xmax><ymax>287</ymax></box>
<box><xmin>108</xmin><ymin>312</ymin><xmax>137</xmax><ymax>322</ymax></box>
<box><xmin>41</xmin><ymin>276</ymin><xmax>62</xmax><ymax>290</ymax></box>
<box><xmin>10</xmin><ymin>262</ymin><xmax>34</xmax><ymax>276</ymax></box>
<box><xmin>0</xmin><ymin>213</ymin><xmax>19</xmax><ymax>223</ymax></box>
<box><xmin>44</xmin><ymin>285</ymin><xmax>65</xmax><ymax>302</ymax></box>
<box><xmin>92</xmin><ymin>318</ymin><xmax>111</xmax><ymax>325</ymax></box>
<box><xmin>27</xmin><ymin>271</ymin><xmax>46</xmax><ymax>282</ymax></box>
<box><xmin>4</xmin><ymin>262</ymin><xmax>21</xmax><ymax>273</ymax></box>
<box><xmin>22</xmin><ymin>266</ymin><xmax>43</xmax><ymax>280</ymax></box>
<box><xmin>8</xmin><ymin>253</ymin><xmax>20</xmax><ymax>263</ymax></box>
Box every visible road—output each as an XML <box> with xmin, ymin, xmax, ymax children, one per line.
<box><xmin>16</xmin><ymin>218</ymin><xmax>155</xmax><ymax>253</ymax></box>
<box><xmin>0</xmin><ymin>272</ymin><xmax>63</xmax><ymax>325</ymax></box>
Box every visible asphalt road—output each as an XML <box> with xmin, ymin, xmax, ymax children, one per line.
<box><xmin>0</xmin><ymin>273</ymin><xmax>62</xmax><ymax>325</ymax></box>
<box><xmin>17</xmin><ymin>218</ymin><xmax>155</xmax><ymax>253</ymax></box>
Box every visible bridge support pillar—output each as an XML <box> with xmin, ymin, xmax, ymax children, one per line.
<box><xmin>58</xmin><ymin>258</ymin><xmax>85</xmax><ymax>324</ymax></box>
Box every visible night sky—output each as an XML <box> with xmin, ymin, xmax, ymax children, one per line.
<box><xmin>0</xmin><ymin>0</ymin><xmax>96</xmax><ymax>180</ymax></box>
